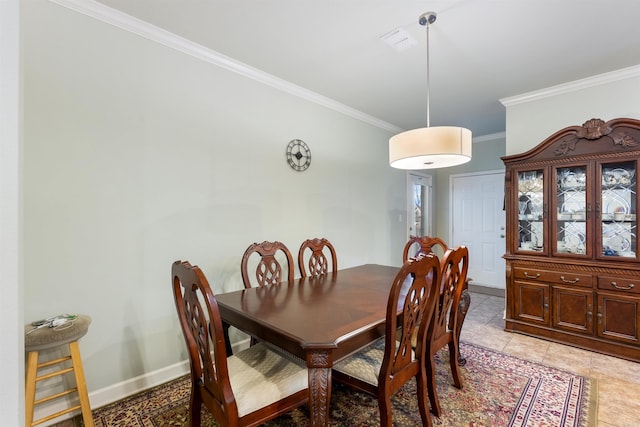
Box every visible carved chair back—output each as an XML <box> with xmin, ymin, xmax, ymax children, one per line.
<box><xmin>297</xmin><ymin>237</ymin><xmax>337</xmax><ymax>278</ymax></box>
<box><xmin>172</xmin><ymin>260</ymin><xmax>236</xmax><ymax>425</ymax></box>
<box><xmin>425</xmin><ymin>245</ymin><xmax>469</xmax><ymax>416</ymax></box>
<box><xmin>241</xmin><ymin>241</ymin><xmax>295</xmax><ymax>288</ymax></box>
<box><xmin>402</xmin><ymin>235</ymin><xmax>449</xmax><ymax>263</ymax></box>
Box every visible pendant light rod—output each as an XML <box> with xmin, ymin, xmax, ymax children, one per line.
<box><xmin>419</xmin><ymin>12</ymin><xmax>436</xmax><ymax>128</ymax></box>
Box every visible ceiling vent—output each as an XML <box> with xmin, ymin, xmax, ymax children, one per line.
<box><xmin>380</xmin><ymin>27</ymin><xmax>417</xmax><ymax>52</ymax></box>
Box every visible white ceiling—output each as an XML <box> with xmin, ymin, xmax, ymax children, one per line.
<box><xmin>92</xmin><ymin>0</ymin><xmax>640</xmax><ymax>137</ymax></box>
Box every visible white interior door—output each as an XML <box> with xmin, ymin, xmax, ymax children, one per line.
<box><xmin>451</xmin><ymin>171</ymin><xmax>506</xmax><ymax>289</ymax></box>
<box><xmin>407</xmin><ymin>172</ymin><xmax>432</xmax><ymax>238</ymax></box>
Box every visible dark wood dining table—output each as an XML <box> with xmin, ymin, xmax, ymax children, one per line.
<box><xmin>215</xmin><ymin>264</ymin><xmax>402</xmax><ymax>427</ymax></box>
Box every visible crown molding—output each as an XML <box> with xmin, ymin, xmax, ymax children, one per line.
<box><xmin>48</xmin><ymin>0</ymin><xmax>403</xmax><ymax>133</ymax></box>
<box><xmin>473</xmin><ymin>132</ymin><xmax>505</xmax><ymax>144</ymax></box>
<box><xmin>500</xmin><ymin>65</ymin><xmax>640</xmax><ymax>107</ymax></box>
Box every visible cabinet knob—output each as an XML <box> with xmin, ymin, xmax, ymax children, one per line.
<box><xmin>523</xmin><ymin>272</ymin><xmax>540</xmax><ymax>279</ymax></box>
<box><xmin>560</xmin><ymin>276</ymin><xmax>580</xmax><ymax>284</ymax></box>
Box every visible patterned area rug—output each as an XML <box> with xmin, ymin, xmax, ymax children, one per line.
<box><xmin>74</xmin><ymin>342</ymin><xmax>597</xmax><ymax>426</ymax></box>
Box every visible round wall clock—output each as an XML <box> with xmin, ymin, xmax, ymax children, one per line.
<box><xmin>286</xmin><ymin>139</ymin><xmax>311</xmax><ymax>171</ymax></box>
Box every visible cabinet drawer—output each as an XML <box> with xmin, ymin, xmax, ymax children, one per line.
<box><xmin>598</xmin><ymin>275</ymin><xmax>640</xmax><ymax>294</ymax></box>
<box><xmin>513</xmin><ymin>267</ymin><xmax>592</xmax><ymax>287</ymax></box>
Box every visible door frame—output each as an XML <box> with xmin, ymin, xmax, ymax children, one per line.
<box><xmin>406</xmin><ymin>171</ymin><xmax>433</xmax><ymax>241</ymax></box>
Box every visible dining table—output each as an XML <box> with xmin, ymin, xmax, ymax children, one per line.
<box><xmin>215</xmin><ymin>263</ymin><xmax>403</xmax><ymax>427</ymax></box>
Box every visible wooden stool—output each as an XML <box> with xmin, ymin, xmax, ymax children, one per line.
<box><xmin>24</xmin><ymin>315</ymin><xmax>94</xmax><ymax>427</ymax></box>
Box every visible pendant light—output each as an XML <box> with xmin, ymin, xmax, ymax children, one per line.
<box><xmin>389</xmin><ymin>12</ymin><xmax>472</xmax><ymax>169</ymax></box>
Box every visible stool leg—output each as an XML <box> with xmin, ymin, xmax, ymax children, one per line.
<box><xmin>69</xmin><ymin>341</ymin><xmax>94</xmax><ymax>427</ymax></box>
<box><xmin>25</xmin><ymin>351</ymin><xmax>38</xmax><ymax>427</ymax></box>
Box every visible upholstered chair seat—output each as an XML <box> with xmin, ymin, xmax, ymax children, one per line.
<box><xmin>332</xmin><ymin>338</ymin><xmax>416</xmax><ymax>387</ymax></box>
<box><xmin>227</xmin><ymin>343</ymin><xmax>308</xmax><ymax>416</ymax></box>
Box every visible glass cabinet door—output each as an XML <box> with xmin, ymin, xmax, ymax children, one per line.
<box><xmin>555</xmin><ymin>166</ymin><xmax>588</xmax><ymax>256</ymax></box>
<box><xmin>599</xmin><ymin>161</ymin><xmax>637</xmax><ymax>259</ymax></box>
<box><xmin>517</xmin><ymin>170</ymin><xmax>545</xmax><ymax>252</ymax></box>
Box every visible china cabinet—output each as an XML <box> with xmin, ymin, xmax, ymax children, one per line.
<box><xmin>503</xmin><ymin>118</ymin><xmax>640</xmax><ymax>362</ymax></box>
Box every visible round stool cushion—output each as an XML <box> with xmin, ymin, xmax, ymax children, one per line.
<box><xmin>25</xmin><ymin>315</ymin><xmax>91</xmax><ymax>352</ymax></box>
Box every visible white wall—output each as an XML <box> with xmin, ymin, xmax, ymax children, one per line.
<box><xmin>503</xmin><ymin>69</ymin><xmax>640</xmax><ymax>155</ymax></box>
<box><xmin>22</xmin><ymin>0</ymin><xmax>406</xmax><ymax>401</ymax></box>
<box><xmin>1</xmin><ymin>1</ymin><xmax>22</xmax><ymax>425</ymax></box>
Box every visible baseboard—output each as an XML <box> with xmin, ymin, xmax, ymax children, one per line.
<box><xmin>34</xmin><ymin>337</ymin><xmax>251</xmax><ymax>426</ymax></box>
<box><xmin>90</xmin><ymin>338</ymin><xmax>251</xmax><ymax>408</ymax></box>
<box><xmin>90</xmin><ymin>360</ymin><xmax>190</xmax><ymax>410</ymax></box>
<box><xmin>468</xmin><ymin>283</ymin><xmax>505</xmax><ymax>298</ymax></box>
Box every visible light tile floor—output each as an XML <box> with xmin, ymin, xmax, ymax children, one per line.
<box><xmin>463</xmin><ymin>291</ymin><xmax>640</xmax><ymax>427</ymax></box>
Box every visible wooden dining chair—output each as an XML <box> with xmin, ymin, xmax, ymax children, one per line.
<box><xmin>172</xmin><ymin>260</ymin><xmax>309</xmax><ymax>427</ymax></box>
<box><xmin>404</xmin><ymin>235</ymin><xmax>471</xmax><ymax>366</ymax></box>
<box><xmin>332</xmin><ymin>253</ymin><xmax>441</xmax><ymax>427</ymax></box>
<box><xmin>425</xmin><ymin>245</ymin><xmax>469</xmax><ymax>418</ymax></box>
<box><xmin>297</xmin><ymin>237</ymin><xmax>337</xmax><ymax>278</ymax></box>
<box><xmin>241</xmin><ymin>240</ymin><xmax>295</xmax><ymax>288</ymax></box>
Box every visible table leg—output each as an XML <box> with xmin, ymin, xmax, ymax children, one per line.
<box><xmin>222</xmin><ymin>321</ymin><xmax>233</xmax><ymax>356</ymax></box>
<box><xmin>306</xmin><ymin>350</ymin><xmax>332</xmax><ymax>427</ymax></box>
